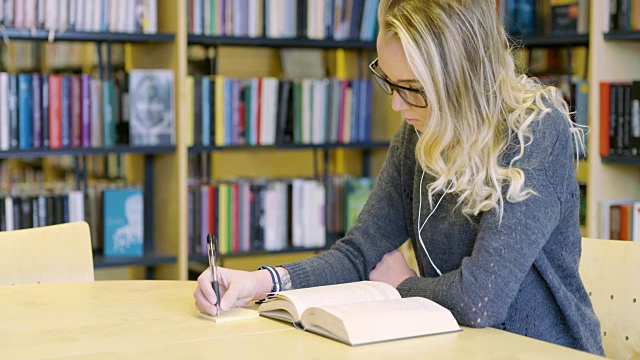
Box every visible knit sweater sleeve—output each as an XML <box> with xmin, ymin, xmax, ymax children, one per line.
<box><xmin>281</xmin><ymin>126</ymin><xmax>411</xmax><ymax>288</ymax></box>
<box><xmin>397</xmin><ymin>112</ymin><xmax>569</xmax><ymax>328</ymax></box>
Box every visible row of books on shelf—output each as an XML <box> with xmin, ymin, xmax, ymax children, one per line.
<box><xmin>187</xmin><ymin>75</ymin><xmax>373</xmax><ymax>147</ymax></box>
<box><xmin>187</xmin><ymin>0</ymin><xmax>379</xmax><ymax>41</ymax></box>
<box><xmin>0</xmin><ymin>184</ymin><xmax>144</xmax><ymax>257</ymax></box>
<box><xmin>0</xmin><ymin>69</ymin><xmax>175</xmax><ymax>151</ymax></box>
<box><xmin>605</xmin><ymin>0</ymin><xmax>640</xmax><ymax>32</ymax></box>
<box><xmin>500</xmin><ymin>0</ymin><xmax>589</xmax><ymax>36</ymax></box>
<box><xmin>3</xmin><ymin>42</ymin><xmax>125</xmax><ymax>73</ymax></box>
<box><xmin>187</xmin><ymin>175</ymin><xmax>375</xmax><ymax>256</ymax></box>
<box><xmin>598</xmin><ymin>81</ymin><xmax>640</xmax><ymax>158</ymax></box>
<box><xmin>0</xmin><ymin>0</ymin><xmax>158</xmax><ymax>34</ymax></box>
<box><xmin>600</xmin><ymin>199</ymin><xmax>640</xmax><ymax>241</ymax></box>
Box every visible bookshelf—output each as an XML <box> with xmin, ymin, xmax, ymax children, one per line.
<box><xmin>510</xmin><ymin>34</ymin><xmax>590</xmax><ymax>48</ymax></box>
<box><xmin>2</xmin><ymin>29</ymin><xmax>174</xmax><ymax>43</ymax></box>
<box><xmin>586</xmin><ymin>0</ymin><xmax>640</xmax><ymax>239</ymax></box>
<box><xmin>0</xmin><ymin>0</ymin><xmax>188</xmax><ymax>279</ymax></box>
<box><xmin>188</xmin><ymin>35</ymin><xmax>376</xmax><ymax>49</ymax></box>
<box><xmin>0</xmin><ymin>146</ymin><xmax>175</xmax><ymax>159</ymax></box>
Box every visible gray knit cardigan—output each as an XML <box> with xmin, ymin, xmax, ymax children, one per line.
<box><xmin>282</xmin><ymin>108</ymin><xmax>604</xmax><ymax>355</ymax></box>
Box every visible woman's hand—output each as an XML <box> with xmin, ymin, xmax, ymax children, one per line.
<box><xmin>194</xmin><ymin>267</ymin><xmax>272</xmax><ymax>316</ymax></box>
<box><xmin>369</xmin><ymin>250</ymin><xmax>417</xmax><ymax>288</ymax></box>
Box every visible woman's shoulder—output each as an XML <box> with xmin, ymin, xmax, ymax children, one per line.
<box><xmin>504</xmin><ymin>101</ymin><xmax>576</xmax><ymax>168</ymax></box>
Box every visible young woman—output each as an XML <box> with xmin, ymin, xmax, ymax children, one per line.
<box><xmin>194</xmin><ymin>0</ymin><xmax>604</xmax><ymax>354</ymax></box>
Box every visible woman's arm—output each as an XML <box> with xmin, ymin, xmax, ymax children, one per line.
<box><xmin>279</xmin><ymin>124</ymin><xmax>413</xmax><ymax>288</ymax></box>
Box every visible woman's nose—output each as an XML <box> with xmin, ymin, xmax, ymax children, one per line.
<box><xmin>390</xmin><ymin>91</ymin><xmax>410</xmax><ymax>112</ymax></box>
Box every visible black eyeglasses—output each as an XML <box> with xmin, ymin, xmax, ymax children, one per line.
<box><xmin>369</xmin><ymin>58</ymin><xmax>428</xmax><ymax>108</ymax></box>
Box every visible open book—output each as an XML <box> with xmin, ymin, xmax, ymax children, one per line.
<box><xmin>257</xmin><ymin>281</ymin><xmax>461</xmax><ymax>346</ymax></box>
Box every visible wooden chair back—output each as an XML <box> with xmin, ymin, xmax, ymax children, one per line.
<box><xmin>580</xmin><ymin>237</ymin><xmax>640</xmax><ymax>359</ymax></box>
<box><xmin>0</xmin><ymin>222</ymin><xmax>94</xmax><ymax>286</ymax></box>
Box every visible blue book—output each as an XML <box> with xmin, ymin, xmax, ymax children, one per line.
<box><xmin>61</xmin><ymin>76</ymin><xmax>71</xmax><ymax>147</ymax></box>
<box><xmin>103</xmin><ymin>188</ymin><xmax>144</xmax><ymax>257</ymax></box>
<box><xmin>42</xmin><ymin>75</ymin><xmax>50</xmax><ymax>148</ymax></box>
<box><xmin>18</xmin><ymin>74</ymin><xmax>33</xmax><ymax>149</ymax></box>
<box><xmin>202</xmin><ymin>77</ymin><xmax>211</xmax><ymax>146</ymax></box>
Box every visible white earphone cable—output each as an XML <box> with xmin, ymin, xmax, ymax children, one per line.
<box><xmin>414</xmin><ymin>127</ymin><xmax>450</xmax><ymax>276</ymax></box>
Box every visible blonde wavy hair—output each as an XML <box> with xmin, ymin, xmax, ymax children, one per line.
<box><xmin>378</xmin><ymin>0</ymin><xmax>584</xmax><ymax>220</ymax></box>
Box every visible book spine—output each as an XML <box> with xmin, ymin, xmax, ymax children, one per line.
<box><xmin>0</xmin><ymin>73</ymin><xmax>9</xmax><ymax>150</ymax></box>
<box><xmin>8</xmin><ymin>74</ymin><xmax>18</xmax><ymax>149</ymax></box>
<box><xmin>49</xmin><ymin>75</ymin><xmax>63</xmax><ymax>149</ymax></box>
<box><xmin>61</xmin><ymin>75</ymin><xmax>71</xmax><ymax>147</ymax></box>
<box><xmin>70</xmin><ymin>75</ymin><xmax>82</xmax><ymax>148</ymax></box>
<box><xmin>18</xmin><ymin>74</ymin><xmax>33</xmax><ymax>150</ymax></box>
<box><xmin>32</xmin><ymin>73</ymin><xmax>42</xmax><ymax>149</ymax></box>
<box><xmin>103</xmin><ymin>80</ymin><xmax>115</xmax><ymax>146</ymax></box>
<box><xmin>42</xmin><ymin>74</ymin><xmax>49</xmax><ymax>149</ymax></box>
<box><xmin>81</xmin><ymin>74</ymin><xmax>92</xmax><ymax>148</ymax></box>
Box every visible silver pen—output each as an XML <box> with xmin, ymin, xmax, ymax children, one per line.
<box><xmin>207</xmin><ymin>234</ymin><xmax>221</xmax><ymax>317</ymax></box>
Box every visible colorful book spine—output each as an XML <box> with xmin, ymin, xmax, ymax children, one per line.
<box><xmin>32</xmin><ymin>73</ymin><xmax>42</xmax><ymax>149</ymax></box>
<box><xmin>18</xmin><ymin>74</ymin><xmax>33</xmax><ymax>149</ymax></box>
<box><xmin>42</xmin><ymin>74</ymin><xmax>50</xmax><ymax>149</ymax></box>
<box><xmin>61</xmin><ymin>75</ymin><xmax>71</xmax><ymax>147</ymax></box>
<box><xmin>81</xmin><ymin>74</ymin><xmax>92</xmax><ymax>148</ymax></box>
<box><xmin>49</xmin><ymin>75</ymin><xmax>63</xmax><ymax>149</ymax></box>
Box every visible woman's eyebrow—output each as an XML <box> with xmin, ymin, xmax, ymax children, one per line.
<box><xmin>378</xmin><ymin>64</ymin><xmax>421</xmax><ymax>84</ymax></box>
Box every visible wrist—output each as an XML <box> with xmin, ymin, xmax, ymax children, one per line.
<box><xmin>254</xmin><ymin>269</ymin><xmax>275</xmax><ymax>301</ymax></box>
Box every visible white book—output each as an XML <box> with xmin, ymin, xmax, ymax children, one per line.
<box><xmin>117</xmin><ymin>0</ymin><xmax>127</xmax><ymax>32</ymax></box>
<box><xmin>46</xmin><ymin>0</ymin><xmax>59</xmax><ymax>30</ymax></box>
<box><xmin>127</xmin><ymin>0</ymin><xmax>136</xmax><ymax>32</ymax></box>
<box><xmin>633</xmin><ymin>202</ymin><xmax>640</xmax><ymax>241</ymax></box>
<box><xmin>263</xmin><ymin>184</ymin><xmax>277</xmax><ymax>250</ymax></box>
<box><xmin>37</xmin><ymin>0</ymin><xmax>45</xmax><ymax>28</ymax></box>
<box><xmin>303</xmin><ymin>181</ymin><xmax>314</xmax><ymax>247</ymax></box>
<box><xmin>85</xmin><ymin>0</ymin><xmax>93</xmax><ymax>31</ymax></box>
<box><xmin>258</xmin><ymin>281</ymin><xmax>461</xmax><ymax>346</ymax></box>
<box><xmin>291</xmin><ymin>179</ymin><xmax>304</xmax><ymax>247</ymax></box>
<box><xmin>109</xmin><ymin>0</ymin><xmax>118</xmax><ymax>31</ymax></box>
<box><xmin>14</xmin><ymin>0</ymin><xmax>24</xmax><ymax>28</ymax></box>
<box><xmin>69</xmin><ymin>191</ymin><xmax>85</xmax><ymax>222</ymax></box>
<box><xmin>247</xmin><ymin>0</ymin><xmax>257</xmax><ymax>37</ymax></box>
<box><xmin>193</xmin><ymin>0</ymin><xmax>202</xmax><ymax>35</ymax></box>
<box><xmin>276</xmin><ymin>181</ymin><xmax>288</xmax><ymax>250</ymax></box>
<box><xmin>92</xmin><ymin>0</ymin><xmax>102</xmax><ymax>32</ymax></box>
<box><xmin>314</xmin><ymin>181</ymin><xmax>326</xmax><ymax>247</ymax></box>
<box><xmin>4</xmin><ymin>197</ymin><xmax>13</xmax><ymax>231</ymax></box>
<box><xmin>59</xmin><ymin>0</ymin><xmax>69</xmax><ymax>31</ymax></box>
<box><xmin>267</xmin><ymin>0</ymin><xmax>278</xmax><ymax>38</ymax></box>
<box><xmin>75</xmin><ymin>0</ymin><xmax>84</xmax><ymax>30</ymax></box>
<box><xmin>0</xmin><ymin>73</ymin><xmax>9</xmax><ymax>151</ymax></box>
<box><xmin>68</xmin><ymin>0</ymin><xmax>76</xmax><ymax>29</ymax></box>
<box><xmin>25</xmin><ymin>0</ymin><xmax>37</xmax><ymax>28</ymax></box>
<box><xmin>145</xmin><ymin>0</ymin><xmax>157</xmax><ymax>33</ymax></box>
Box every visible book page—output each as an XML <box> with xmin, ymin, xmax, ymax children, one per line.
<box><xmin>301</xmin><ymin>297</ymin><xmax>461</xmax><ymax>346</ymax></box>
<box><xmin>259</xmin><ymin>281</ymin><xmax>400</xmax><ymax>322</ymax></box>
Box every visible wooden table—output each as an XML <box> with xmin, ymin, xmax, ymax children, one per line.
<box><xmin>0</xmin><ymin>281</ymin><xmax>601</xmax><ymax>359</ymax></box>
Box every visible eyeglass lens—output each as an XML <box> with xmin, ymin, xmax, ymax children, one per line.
<box><xmin>372</xmin><ymin>74</ymin><xmax>426</xmax><ymax>108</ymax></box>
